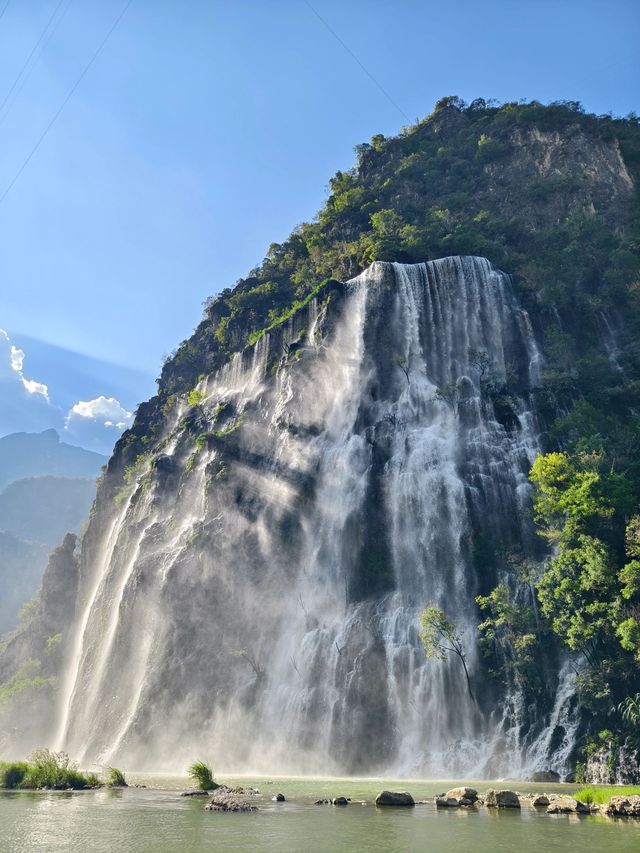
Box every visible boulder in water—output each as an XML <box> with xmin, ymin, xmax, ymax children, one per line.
<box><xmin>314</xmin><ymin>799</ymin><xmax>329</xmax><ymax>805</ymax></box>
<box><xmin>181</xmin><ymin>789</ymin><xmax>209</xmax><ymax>797</ymax></box>
<box><xmin>332</xmin><ymin>796</ymin><xmax>348</xmax><ymax>806</ymax></box>
<box><xmin>603</xmin><ymin>795</ymin><xmax>640</xmax><ymax>817</ymax></box>
<box><xmin>435</xmin><ymin>796</ymin><xmax>460</xmax><ymax>808</ymax></box>
<box><xmin>531</xmin><ymin>795</ymin><xmax>550</xmax><ymax>807</ymax></box>
<box><xmin>546</xmin><ymin>796</ymin><xmax>589</xmax><ymax>814</ymax></box>
<box><xmin>529</xmin><ymin>770</ymin><xmax>560</xmax><ymax>783</ymax></box>
<box><xmin>484</xmin><ymin>789</ymin><xmax>520</xmax><ymax>808</ymax></box>
<box><xmin>272</xmin><ymin>793</ymin><xmax>285</xmax><ymax>802</ymax></box>
<box><xmin>205</xmin><ymin>790</ymin><xmax>257</xmax><ymax>812</ymax></box>
<box><xmin>444</xmin><ymin>787</ymin><xmax>478</xmax><ymax>804</ymax></box>
<box><xmin>375</xmin><ymin>791</ymin><xmax>415</xmax><ymax>806</ymax></box>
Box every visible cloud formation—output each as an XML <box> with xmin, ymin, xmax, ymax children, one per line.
<box><xmin>1</xmin><ymin>329</ymin><xmax>49</xmax><ymax>398</ymax></box>
<box><xmin>66</xmin><ymin>396</ymin><xmax>133</xmax><ymax>430</ymax></box>
<box><xmin>1</xmin><ymin>329</ymin><xmax>135</xmax><ymax>454</ymax></box>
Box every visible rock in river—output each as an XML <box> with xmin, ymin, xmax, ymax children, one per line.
<box><xmin>546</xmin><ymin>796</ymin><xmax>589</xmax><ymax>814</ymax></box>
<box><xmin>205</xmin><ymin>790</ymin><xmax>257</xmax><ymax>812</ymax></box>
<box><xmin>375</xmin><ymin>791</ymin><xmax>415</xmax><ymax>807</ymax></box>
<box><xmin>484</xmin><ymin>789</ymin><xmax>520</xmax><ymax>808</ymax></box>
<box><xmin>603</xmin><ymin>795</ymin><xmax>640</xmax><ymax>817</ymax></box>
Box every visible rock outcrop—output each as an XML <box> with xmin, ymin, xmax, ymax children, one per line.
<box><xmin>604</xmin><ymin>795</ymin><xmax>640</xmax><ymax>817</ymax></box>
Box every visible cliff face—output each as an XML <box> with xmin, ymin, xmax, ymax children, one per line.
<box><xmin>52</xmin><ymin>257</ymin><xmax>556</xmax><ymax>776</ymax></box>
<box><xmin>1</xmin><ymin>99</ymin><xmax>639</xmax><ymax>775</ymax></box>
<box><xmin>0</xmin><ymin>533</ymin><xmax>79</xmax><ymax>757</ymax></box>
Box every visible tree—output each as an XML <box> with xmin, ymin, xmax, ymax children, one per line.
<box><xmin>433</xmin><ymin>382</ymin><xmax>462</xmax><ymax>411</ymax></box>
<box><xmin>530</xmin><ymin>453</ymin><xmax>640</xmax><ymax>663</ymax></box>
<box><xmin>468</xmin><ymin>348</ymin><xmax>491</xmax><ymax>381</ymax></box>
<box><xmin>476</xmin><ymin>582</ymin><xmax>540</xmax><ymax>689</ymax></box>
<box><xmin>419</xmin><ymin>606</ymin><xmax>476</xmax><ymax>703</ymax></box>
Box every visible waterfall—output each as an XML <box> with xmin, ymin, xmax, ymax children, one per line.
<box><xmin>54</xmin><ymin>256</ymin><xmax>568</xmax><ymax>776</ymax></box>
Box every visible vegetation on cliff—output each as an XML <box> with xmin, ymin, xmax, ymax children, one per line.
<box><xmin>111</xmin><ymin>96</ymin><xmax>640</xmax><ymax>767</ymax></box>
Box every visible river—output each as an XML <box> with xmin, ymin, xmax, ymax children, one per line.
<box><xmin>2</xmin><ymin>775</ymin><xmax>639</xmax><ymax>852</ymax></box>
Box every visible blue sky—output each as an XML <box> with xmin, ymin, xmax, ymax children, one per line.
<box><xmin>0</xmin><ymin>0</ymin><xmax>638</xmax><ymax>449</ymax></box>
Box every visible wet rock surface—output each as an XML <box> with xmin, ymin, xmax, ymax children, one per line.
<box><xmin>484</xmin><ymin>789</ymin><xmax>520</xmax><ymax>808</ymax></box>
<box><xmin>375</xmin><ymin>791</ymin><xmax>415</xmax><ymax>806</ymax></box>
<box><xmin>546</xmin><ymin>796</ymin><xmax>589</xmax><ymax>814</ymax></box>
<box><xmin>604</xmin><ymin>795</ymin><xmax>640</xmax><ymax>817</ymax></box>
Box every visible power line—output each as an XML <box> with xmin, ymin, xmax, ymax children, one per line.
<box><xmin>0</xmin><ymin>0</ymin><xmax>66</xmax><ymax>117</ymax></box>
<box><xmin>0</xmin><ymin>0</ymin><xmax>74</xmax><ymax>128</ymax></box>
<box><xmin>0</xmin><ymin>0</ymin><xmax>133</xmax><ymax>207</ymax></box>
<box><xmin>303</xmin><ymin>0</ymin><xmax>410</xmax><ymax>123</ymax></box>
<box><xmin>0</xmin><ymin>0</ymin><xmax>11</xmax><ymax>23</ymax></box>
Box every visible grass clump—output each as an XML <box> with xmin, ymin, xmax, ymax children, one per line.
<box><xmin>188</xmin><ymin>389</ymin><xmax>204</xmax><ymax>406</ymax></box>
<box><xmin>188</xmin><ymin>760</ymin><xmax>218</xmax><ymax>791</ymax></box>
<box><xmin>0</xmin><ymin>761</ymin><xmax>29</xmax><ymax>789</ymax></box>
<box><xmin>574</xmin><ymin>785</ymin><xmax>640</xmax><ymax>804</ymax></box>
<box><xmin>106</xmin><ymin>766</ymin><xmax>127</xmax><ymax>787</ymax></box>
<box><xmin>0</xmin><ymin>749</ymin><xmax>101</xmax><ymax>790</ymax></box>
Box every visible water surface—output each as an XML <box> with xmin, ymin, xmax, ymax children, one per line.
<box><xmin>2</xmin><ymin>775</ymin><xmax>639</xmax><ymax>852</ymax></box>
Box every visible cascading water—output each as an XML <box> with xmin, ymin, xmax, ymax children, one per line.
<box><xmin>55</xmin><ymin>256</ymin><xmax>573</xmax><ymax>776</ymax></box>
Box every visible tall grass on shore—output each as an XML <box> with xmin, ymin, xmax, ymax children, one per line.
<box><xmin>0</xmin><ymin>750</ymin><xmax>100</xmax><ymax>790</ymax></box>
<box><xmin>575</xmin><ymin>786</ymin><xmax>640</xmax><ymax>804</ymax></box>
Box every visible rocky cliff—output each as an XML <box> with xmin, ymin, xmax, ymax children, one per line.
<box><xmin>1</xmin><ymin>99</ymin><xmax>639</xmax><ymax>776</ymax></box>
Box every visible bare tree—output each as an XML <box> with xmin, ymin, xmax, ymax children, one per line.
<box><xmin>394</xmin><ymin>354</ymin><xmax>411</xmax><ymax>385</ymax></box>
<box><xmin>232</xmin><ymin>648</ymin><xmax>265</xmax><ymax>681</ymax></box>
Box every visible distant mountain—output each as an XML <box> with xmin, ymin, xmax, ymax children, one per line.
<box><xmin>0</xmin><ymin>477</ymin><xmax>97</xmax><ymax>549</ymax></box>
<box><xmin>0</xmin><ymin>429</ymin><xmax>106</xmax><ymax>491</ymax></box>
<box><xmin>0</xmin><ymin>531</ymin><xmax>48</xmax><ymax>636</ymax></box>
<box><xmin>0</xmin><ymin>430</ymin><xmax>106</xmax><ymax>634</ymax></box>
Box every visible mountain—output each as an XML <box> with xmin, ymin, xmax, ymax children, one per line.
<box><xmin>0</xmin><ymin>532</ymin><xmax>49</xmax><ymax>639</ymax></box>
<box><xmin>1</xmin><ymin>99</ymin><xmax>639</xmax><ymax>779</ymax></box>
<box><xmin>0</xmin><ymin>430</ymin><xmax>106</xmax><ymax>491</ymax></box>
<box><xmin>0</xmin><ymin>431</ymin><xmax>105</xmax><ymax>634</ymax></box>
<box><xmin>0</xmin><ymin>477</ymin><xmax>97</xmax><ymax>549</ymax></box>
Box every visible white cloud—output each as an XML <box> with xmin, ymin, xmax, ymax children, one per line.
<box><xmin>0</xmin><ymin>327</ymin><xmax>49</xmax><ymax>399</ymax></box>
<box><xmin>66</xmin><ymin>395</ymin><xmax>133</xmax><ymax>428</ymax></box>
<box><xmin>10</xmin><ymin>344</ymin><xmax>24</xmax><ymax>372</ymax></box>
<box><xmin>21</xmin><ymin>377</ymin><xmax>49</xmax><ymax>397</ymax></box>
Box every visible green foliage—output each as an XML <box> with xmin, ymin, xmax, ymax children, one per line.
<box><xmin>9</xmin><ymin>749</ymin><xmax>100</xmax><ymax>790</ymax></box>
<box><xmin>18</xmin><ymin>594</ymin><xmax>40</xmax><ymax>625</ymax></box>
<box><xmin>244</xmin><ymin>279</ymin><xmax>331</xmax><ymax>348</ymax></box>
<box><xmin>188</xmin><ymin>760</ymin><xmax>218</xmax><ymax>791</ymax></box>
<box><xmin>188</xmin><ymin>389</ymin><xmax>204</xmax><ymax>407</ymax></box>
<box><xmin>114</xmin><ymin>452</ymin><xmax>152</xmax><ymax>507</ymax></box>
<box><xmin>45</xmin><ymin>634</ymin><xmax>61</xmax><ymax>654</ymax></box>
<box><xmin>106</xmin><ymin>767</ymin><xmax>127</xmax><ymax>787</ymax></box>
<box><xmin>618</xmin><ymin>692</ymin><xmax>640</xmax><ymax>726</ymax></box>
<box><xmin>0</xmin><ymin>659</ymin><xmax>52</xmax><ymax>704</ymax></box>
<box><xmin>476</xmin><ymin>582</ymin><xmax>540</xmax><ymax>689</ymax></box>
<box><xmin>419</xmin><ymin>606</ymin><xmax>476</xmax><ymax>702</ymax></box>
<box><xmin>530</xmin><ymin>452</ymin><xmax>640</xmax><ymax>663</ymax></box>
<box><xmin>574</xmin><ymin>785</ymin><xmax>640</xmax><ymax>804</ymax></box>
<box><xmin>0</xmin><ymin>761</ymin><xmax>29</xmax><ymax>788</ymax></box>
<box><xmin>195</xmin><ymin>432</ymin><xmax>214</xmax><ymax>451</ymax></box>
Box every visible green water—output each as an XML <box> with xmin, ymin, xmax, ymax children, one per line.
<box><xmin>2</xmin><ymin>775</ymin><xmax>639</xmax><ymax>852</ymax></box>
